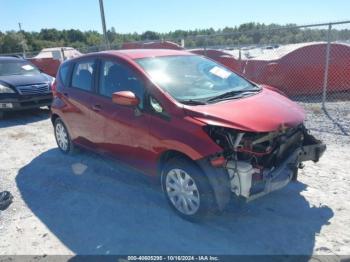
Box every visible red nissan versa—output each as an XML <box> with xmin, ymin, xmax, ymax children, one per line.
<box><xmin>51</xmin><ymin>49</ymin><xmax>326</xmax><ymax>221</ymax></box>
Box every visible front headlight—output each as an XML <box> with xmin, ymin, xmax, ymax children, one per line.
<box><xmin>0</xmin><ymin>84</ymin><xmax>15</xmax><ymax>94</ymax></box>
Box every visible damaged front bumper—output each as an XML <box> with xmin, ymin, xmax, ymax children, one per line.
<box><xmin>198</xmin><ymin>126</ymin><xmax>326</xmax><ymax>211</ymax></box>
<box><xmin>226</xmin><ymin>140</ymin><xmax>326</xmax><ymax>202</ymax></box>
<box><xmin>299</xmin><ymin>143</ymin><xmax>326</xmax><ymax>163</ymax></box>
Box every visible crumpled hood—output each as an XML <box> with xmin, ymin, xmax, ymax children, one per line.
<box><xmin>183</xmin><ymin>88</ymin><xmax>305</xmax><ymax>132</ymax></box>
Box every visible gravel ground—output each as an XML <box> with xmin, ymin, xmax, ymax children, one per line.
<box><xmin>0</xmin><ymin>104</ymin><xmax>349</xmax><ymax>256</ymax></box>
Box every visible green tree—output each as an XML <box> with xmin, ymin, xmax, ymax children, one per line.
<box><xmin>1</xmin><ymin>23</ymin><xmax>350</xmax><ymax>54</ymax></box>
<box><xmin>141</xmin><ymin>31</ymin><xmax>159</xmax><ymax>40</ymax></box>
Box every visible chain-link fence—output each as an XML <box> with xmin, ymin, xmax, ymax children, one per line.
<box><xmin>166</xmin><ymin>21</ymin><xmax>350</xmax><ymax>136</ymax></box>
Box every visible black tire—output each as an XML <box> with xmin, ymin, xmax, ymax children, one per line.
<box><xmin>54</xmin><ymin>118</ymin><xmax>75</xmax><ymax>154</ymax></box>
<box><xmin>161</xmin><ymin>156</ymin><xmax>217</xmax><ymax>222</ymax></box>
<box><xmin>0</xmin><ymin>111</ymin><xmax>4</xmax><ymax>119</ymax></box>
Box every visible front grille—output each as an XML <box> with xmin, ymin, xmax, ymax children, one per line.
<box><xmin>16</xmin><ymin>83</ymin><xmax>51</xmax><ymax>96</ymax></box>
<box><xmin>20</xmin><ymin>98</ymin><xmax>52</xmax><ymax>107</ymax></box>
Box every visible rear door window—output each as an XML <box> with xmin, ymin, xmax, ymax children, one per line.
<box><xmin>71</xmin><ymin>60</ymin><xmax>96</xmax><ymax>91</ymax></box>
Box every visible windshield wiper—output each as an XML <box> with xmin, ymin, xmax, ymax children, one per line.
<box><xmin>178</xmin><ymin>99</ymin><xmax>207</xmax><ymax>105</ymax></box>
<box><xmin>207</xmin><ymin>88</ymin><xmax>260</xmax><ymax>103</ymax></box>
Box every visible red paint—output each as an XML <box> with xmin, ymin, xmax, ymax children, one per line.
<box><xmin>183</xmin><ymin>88</ymin><xmax>305</xmax><ymax>132</ymax></box>
<box><xmin>28</xmin><ymin>58</ymin><xmax>61</xmax><ymax>77</ymax></box>
<box><xmin>241</xmin><ymin>43</ymin><xmax>349</xmax><ymax>96</ymax></box>
<box><xmin>52</xmin><ymin>49</ymin><xmax>306</xmax><ymax>177</ymax></box>
<box><xmin>112</xmin><ymin>91</ymin><xmax>139</xmax><ymax>106</ymax></box>
<box><xmin>122</xmin><ymin>41</ymin><xmax>183</xmax><ymax>50</ymax></box>
<box><xmin>104</xmin><ymin>49</ymin><xmax>192</xmax><ymax>60</ymax></box>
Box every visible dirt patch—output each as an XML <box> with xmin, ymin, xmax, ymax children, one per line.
<box><xmin>8</xmin><ymin>131</ymin><xmax>30</xmax><ymax>140</ymax></box>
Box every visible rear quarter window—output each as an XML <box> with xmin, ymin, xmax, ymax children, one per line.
<box><xmin>59</xmin><ymin>63</ymin><xmax>71</xmax><ymax>87</ymax></box>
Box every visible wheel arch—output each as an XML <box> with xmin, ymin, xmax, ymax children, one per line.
<box><xmin>51</xmin><ymin>113</ymin><xmax>60</xmax><ymax>125</ymax></box>
<box><xmin>51</xmin><ymin>113</ymin><xmax>74</xmax><ymax>143</ymax></box>
<box><xmin>157</xmin><ymin>150</ymin><xmax>196</xmax><ymax>183</ymax></box>
<box><xmin>157</xmin><ymin>149</ymin><xmax>232</xmax><ymax>212</ymax></box>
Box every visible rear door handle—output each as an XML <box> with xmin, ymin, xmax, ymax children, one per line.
<box><xmin>92</xmin><ymin>104</ymin><xmax>102</xmax><ymax>111</ymax></box>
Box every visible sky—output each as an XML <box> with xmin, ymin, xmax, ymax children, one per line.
<box><xmin>0</xmin><ymin>0</ymin><xmax>349</xmax><ymax>33</ymax></box>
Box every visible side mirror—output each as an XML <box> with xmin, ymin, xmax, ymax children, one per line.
<box><xmin>112</xmin><ymin>91</ymin><xmax>139</xmax><ymax>107</ymax></box>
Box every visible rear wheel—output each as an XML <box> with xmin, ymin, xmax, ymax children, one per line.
<box><xmin>161</xmin><ymin>157</ymin><xmax>216</xmax><ymax>221</ymax></box>
<box><xmin>54</xmin><ymin>118</ymin><xmax>75</xmax><ymax>154</ymax></box>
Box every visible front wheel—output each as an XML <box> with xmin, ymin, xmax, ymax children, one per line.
<box><xmin>161</xmin><ymin>157</ymin><xmax>216</xmax><ymax>221</ymax></box>
<box><xmin>54</xmin><ymin>118</ymin><xmax>75</xmax><ymax>154</ymax></box>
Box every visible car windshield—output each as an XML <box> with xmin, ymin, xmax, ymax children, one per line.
<box><xmin>136</xmin><ymin>55</ymin><xmax>259</xmax><ymax>102</ymax></box>
<box><xmin>0</xmin><ymin>60</ymin><xmax>41</xmax><ymax>76</ymax></box>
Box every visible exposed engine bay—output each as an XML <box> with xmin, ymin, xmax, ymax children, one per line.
<box><xmin>204</xmin><ymin>124</ymin><xmax>326</xmax><ymax>200</ymax></box>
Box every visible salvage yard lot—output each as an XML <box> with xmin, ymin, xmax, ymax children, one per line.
<box><xmin>0</xmin><ymin>105</ymin><xmax>349</xmax><ymax>255</ymax></box>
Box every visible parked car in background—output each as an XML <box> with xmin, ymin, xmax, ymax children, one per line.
<box><xmin>190</xmin><ymin>49</ymin><xmax>242</xmax><ymax>74</ymax></box>
<box><xmin>241</xmin><ymin>42</ymin><xmax>350</xmax><ymax>96</ymax></box>
<box><xmin>51</xmin><ymin>49</ymin><xmax>326</xmax><ymax>221</ymax></box>
<box><xmin>196</xmin><ymin>42</ymin><xmax>350</xmax><ymax>97</ymax></box>
<box><xmin>28</xmin><ymin>47</ymin><xmax>82</xmax><ymax>77</ymax></box>
<box><xmin>0</xmin><ymin>56</ymin><xmax>55</xmax><ymax>119</ymax></box>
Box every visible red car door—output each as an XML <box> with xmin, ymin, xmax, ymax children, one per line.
<box><xmin>60</xmin><ymin>58</ymin><xmax>97</xmax><ymax>147</ymax></box>
<box><xmin>91</xmin><ymin>58</ymin><xmax>153</xmax><ymax>173</ymax></box>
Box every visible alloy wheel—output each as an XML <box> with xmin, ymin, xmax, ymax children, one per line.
<box><xmin>55</xmin><ymin>122</ymin><xmax>69</xmax><ymax>151</ymax></box>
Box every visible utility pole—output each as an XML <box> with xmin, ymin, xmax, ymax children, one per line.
<box><xmin>18</xmin><ymin>22</ymin><xmax>26</xmax><ymax>58</ymax></box>
<box><xmin>98</xmin><ymin>0</ymin><xmax>110</xmax><ymax>49</ymax></box>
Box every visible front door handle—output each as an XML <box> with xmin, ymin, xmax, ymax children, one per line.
<box><xmin>92</xmin><ymin>104</ymin><xmax>102</xmax><ymax>112</ymax></box>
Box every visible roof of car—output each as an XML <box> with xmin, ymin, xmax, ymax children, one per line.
<box><xmin>101</xmin><ymin>49</ymin><xmax>193</xmax><ymax>60</ymax></box>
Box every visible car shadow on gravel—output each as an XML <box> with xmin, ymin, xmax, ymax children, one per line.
<box><xmin>16</xmin><ymin>148</ymin><xmax>333</xmax><ymax>256</ymax></box>
<box><xmin>0</xmin><ymin>108</ymin><xmax>49</xmax><ymax>128</ymax></box>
